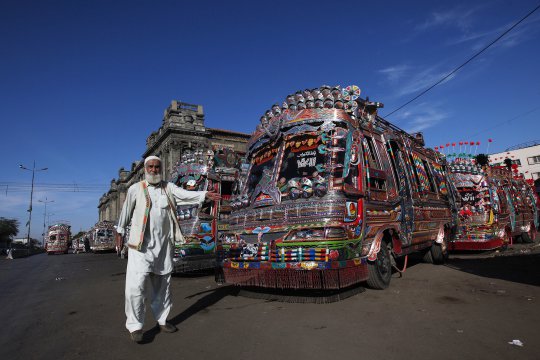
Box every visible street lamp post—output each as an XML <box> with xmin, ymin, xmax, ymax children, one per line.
<box><xmin>20</xmin><ymin>161</ymin><xmax>48</xmax><ymax>256</ymax></box>
<box><xmin>38</xmin><ymin>197</ymin><xmax>54</xmax><ymax>249</ymax></box>
<box><xmin>46</xmin><ymin>213</ymin><xmax>55</xmax><ymax>228</ymax></box>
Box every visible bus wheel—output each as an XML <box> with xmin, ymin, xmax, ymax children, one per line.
<box><xmin>367</xmin><ymin>243</ymin><xmax>392</xmax><ymax>290</ymax></box>
<box><xmin>430</xmin><ymin>242</ymin><xmax>447</xmax><ymax>264</ymax></box>
<box><xmin>422</xmin><ymin>248</ymin><xmax>433</xmax><ymax>263</ymax></box>
<box><xmin>521</xmin><ymin>226</ymin><xmax>535</xmax><ymax>243</ymax></box>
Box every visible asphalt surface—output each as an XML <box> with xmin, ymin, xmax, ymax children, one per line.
<box><xmin>1</xmin><ymin>245</ymin><xmax>539</xmax><ymax>360</ymax></box>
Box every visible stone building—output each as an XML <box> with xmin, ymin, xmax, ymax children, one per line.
<box><xmin>98</xmin><ymin>100</ymin><xmax>251</xmax><ymax>223</ymax></box>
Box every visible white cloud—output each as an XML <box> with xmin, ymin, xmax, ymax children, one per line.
<box><xmin>379</xmin><ymin>63</ymin><xmax>458</xmax><ymax>98</ymax></box>
<box><xmin>442</xmin><ymin>10</ymin><xmax>540</xmax><ymax>51</ymax></box>
<box><xmin>378</xmin><ymin>65</ymin><xmax>412</xmax><ymax>82</ymax></box>
<box><xmin>393</xmin><ymin>103</ymin><xmax>449</xmax><ymax>133</ymax></box>
<box><xmin>0</xmin><ymin>193</ymin><xmax>30</xmax><ymax>212</ymax></box>
<box><xmin>416</xmin><ymin>6</ymin><xmax>481</xmax><ymax>32</ymax></box>
<box><xmin>1</xmin><ymin>189</ymin><xmax>100</xmax><ymax>239</ymax></box>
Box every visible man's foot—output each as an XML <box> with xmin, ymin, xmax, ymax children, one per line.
<box><xmin>129</xmin><ymin>330</ymin><xmax>143</xmax><ymax>343</ymax></box>
<box><xmin>158</xmin><ymin>322</ymin><xmax>177</xmax><ymax>333</ymax></box>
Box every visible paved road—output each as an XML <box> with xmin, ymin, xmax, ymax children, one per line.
<box><xmin>1</xmin><ymin>246</ymin><xmax>539</xmax><ymax>360</ymax></box>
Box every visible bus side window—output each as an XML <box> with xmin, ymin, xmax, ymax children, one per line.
<box><xmin>422</xmin><ymin>160</ymin><xmax>438</xmax><ymax>193</ymax></box>
<box><xmin>385</xmin><ymin>140</ymin><xmax>401</xmax><ymax>190</ymax></box>
<box><xmin>408</xmin><ymin>154</ymin><xmax>422</xmax><ymax>193</ymax></box>
<box><xmin>364</xmin><ymin>136</ymin><xmax>381</xmax><ymax>169</ymax></box>
<box><xmin>498</xmin><ymin>186</ymin><xmax>509</xmax><ymax>212</ymax></box>
<box><xmin>376</xmin><ymin>139</ymin><xmax>397</xmax><ymax>197</ymax></box>
<box><xmin>489</xmin><ymin>184</ymin><xmax>501</xmax><ymax>213</ymax></box>
<box><xmin>363</xmin><ymin>136</ymin><xmax>387</xmax><ymax>199</ymax></box>
<box><xmin>430</xmin><ymin>162</ymin><xmax>449</xmax><ymax>199</ymax></box>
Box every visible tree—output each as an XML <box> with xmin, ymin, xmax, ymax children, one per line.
<box><xmin>475</xmin><ymin>153</ymin><xmax>490</xmax><ymax>167</ymax></box>
<box><xmin>72</xmin><ymin>231</ymin><xmax>86</xmax><ymax>239</ymax></box>
<box><xmin>0</xmin><ymin>218</ymin><xmax>19</xmax><ymax>248</ymax></box>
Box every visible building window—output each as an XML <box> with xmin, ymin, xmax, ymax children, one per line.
<box><xmin>527</xmin><ymin>155</ymin><xmax>540</xmax><ymax>165</ymax></box>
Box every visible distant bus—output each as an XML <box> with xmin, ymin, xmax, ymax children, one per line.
<box><xmin>87</xmin><ymin>221</ymin><xmax>117</xmax><ymax>252</ymax></box>
<box><xmin>448</xmin><ymin>162</ymin><xmax>538</xmax><ymax>250</ymax></box>
<box><xmin>46</xmin><ymin>223</ymin><xmax>71</xmax><ymax>255</ymax></box>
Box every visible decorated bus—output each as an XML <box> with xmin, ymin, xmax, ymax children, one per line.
<box><xmin>170</xmin><ymin>147</ymin><xmax>245</xmax><ymax>273</ymax></box>
<box><xmin>46</xmin><ymin>223</ymin><xmax>71</xmax><ymax>255</ymax></box>
<box><xmin>444</xmin><ymin>149</ymin><xmax>538</xmax><ymax>251</ymax></box>
<box><xmin>221</xmin><ymin>85</ymin><xmax>457</xmax><ymax>290</ymax></box>
<box><xmin>87</xmin><ymin>221</ymin><xmax>117</xmax><ymax>252</ymax></box>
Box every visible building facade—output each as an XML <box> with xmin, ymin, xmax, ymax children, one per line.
<box><xmin>489</xmin><ymin>141</ymin><xmax>540</xmax><ymax>180</ymax></box>
<box><xmin>98</xmin><ymin>100</ymin><xmax>251</xmax><ymax>223</ymax></box>
<box><xmin>489</xmin><ymin>140</ymin><xmax>540</xmax><ymax>194</ymax></box>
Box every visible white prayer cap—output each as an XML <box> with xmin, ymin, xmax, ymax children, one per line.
<box><xmin>144</xmin><ymin>156</ymin><xmax>161</xmax><ymax>165</ymax></box>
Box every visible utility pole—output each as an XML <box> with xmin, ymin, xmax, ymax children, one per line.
<box><xmin>19</xmin><ymin>161</ymin><xmax>48</xmax><ymax>256</ymax></box>
<box><xmin>38</xmin><ymin>197</ymin><xmax>54</xmax><ymax>248</ymax></box>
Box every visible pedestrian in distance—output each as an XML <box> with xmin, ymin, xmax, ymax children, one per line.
<box><xmin>116</xmin><ymin>155</ymin><xmax>220</xmax><ymax>343</ymax></box>
<box><xmin>84</xmin><ymin>236</ymin><xmax>90</xmax><ymax>252</ymax></box>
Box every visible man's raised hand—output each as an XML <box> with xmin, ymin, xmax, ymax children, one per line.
<box><xmin>205</xmin><ymin>191</ymin><xmax>221</xmax><ymax>201</ymax></box>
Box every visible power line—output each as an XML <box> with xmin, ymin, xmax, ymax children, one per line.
<box><xmin>0</xmin><ymin>181</ymin><xmax>110</xmax><ymax>193</ymax></box>
<box><xmin>384</xmin><ymin>3</ymin><xmax>540</xmax><ymax>118</ymax></box>
<box><xmin>467</xmin><ymin>104</ymin><xmax>540</xmax><ymax>138</ymax></box>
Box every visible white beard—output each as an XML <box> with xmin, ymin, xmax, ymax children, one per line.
<box><xmin>145</xmin><ymin>171</ymin><xmax>162</xmax><ymax>185</ymax></box>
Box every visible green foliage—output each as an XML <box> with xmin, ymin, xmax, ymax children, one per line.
<box><xmin>72</xmin><ymin>231</ymin><xmax>85</xmax><ymax>239</ymax></box>
<box><xmin>475</xmin><ymin>153</ymin><xmax>490</xmax><ymax>167</ymax></box>
<box><xmin>0</xmin><ymin>217</ymin><xmax>19</xmax><ymax>240</ymax></box>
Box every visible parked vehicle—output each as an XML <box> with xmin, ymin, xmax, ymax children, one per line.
<box><xmin>71</xmin><ymin>236</ymin><xmax>86</xmax><ymax>253</ymax></box>
<box><xmin>505</xmin><ymin>172</ymin><xmax>538</xmax><ymax>243</ymax></box>
<box><xmin>46</xmin><ymin>223</ymin><xmax>71</xmax><ymax>255</ymax></box>
<box><xmin>221</xmin><ymin>85</ymin><xmax>457</xmax><ymax>290</ymax></box>
<box><xmin>170</xmin><ymin>148</ymin><xmax>244</xmax><ymax>273</ymax></box>
<box><xmin>448</xmin><ymin>159</ymin><xmax>538</xmax><ymax>250</ymax></box>
<box><xmin>88</xmin><ymin>221</ymin><xmax>117</xmax><ymax>252</ymax></box>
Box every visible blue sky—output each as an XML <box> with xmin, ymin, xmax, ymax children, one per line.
<box><xmin>1</xmin><ymin>0</ymin><xmax>539</xmax><ymax>239</ymax></box>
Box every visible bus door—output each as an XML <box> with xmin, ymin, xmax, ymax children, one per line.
<box><xmin>386</xmin><ymin>139</ymin><xmax>414</xmax><ymax>246</ymax></box>
<box><xmin>502</xmin><ymin>182</ymin><xmax>516</xmax><ymax>232</ymax></box>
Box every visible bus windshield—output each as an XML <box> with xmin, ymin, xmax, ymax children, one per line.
<box><xmin>279</xmin><ymin>134</ymin><xmax>326</xmax><ymax>181</ymax></box>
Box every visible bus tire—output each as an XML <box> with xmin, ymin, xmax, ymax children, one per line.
<box><xmin>430</xmin><ymin>243</ymin><xmax>447</xmax><ymax>265</ymax></box>
<box><xmin>422</xmin><ymin>248</ymin><xmax>434</xmax><ymax>263</ymax></box>
<box><xmin>521</xmin><ymin>231</ymin><xmax>533</xmax><ymax>244</ymax></box>
<box><xmin>366</xmin><ymin>243</ymin><xmax>392</xmax><ymax>290</ymax></box>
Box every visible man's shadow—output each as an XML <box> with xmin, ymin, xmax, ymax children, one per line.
<box><xmin>141</xmin><ymin>285</ymin><xmax>239</xmax><ymax>343</ymax></box>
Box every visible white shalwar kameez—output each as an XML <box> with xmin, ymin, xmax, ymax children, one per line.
<box><xmin>117</xmin><ymin>182</ymin><xmax>205</xmax><ymax>332</ymax></box>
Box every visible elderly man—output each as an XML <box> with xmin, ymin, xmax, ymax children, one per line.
<box><xmin>116</xmin><ymin>155</ymin><xmax>220</xmax><ymax>343</ymax></box>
